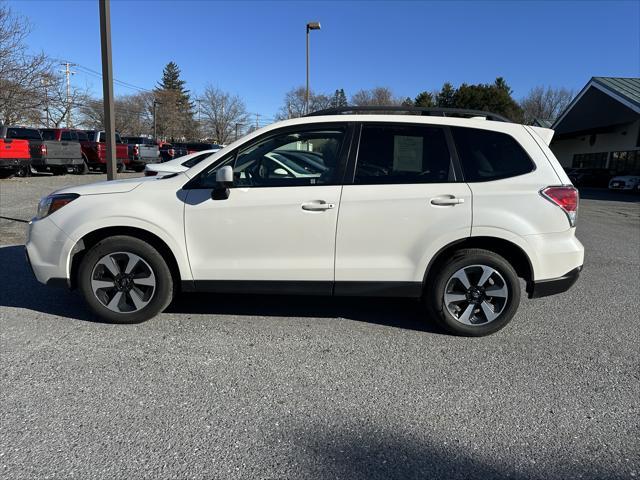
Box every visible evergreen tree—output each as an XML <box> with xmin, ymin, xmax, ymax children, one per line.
<box><xmin>414</xmin><ymin>91</ymin><xmax>434</xmax><ymax>107</ymax></box>
<box><xmin>401</xmin><ymin>97</ymin><xmax>414</xmax><ymax>107</ymax></box>
<box><xmin>435</xmin><ymin>82</ymin><xmax>456</xmax><ymax>108</ymax></box>
<box><xmin>153</xmin><ymin>62</ymin><xmax>195</xmax><ymax>140</ymax></box>
<box><xmin>332</xmin><ymin>88</ymin><xmax>348</xmax><ymax>108</ymax></box>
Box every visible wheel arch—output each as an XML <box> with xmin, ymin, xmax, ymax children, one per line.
<box><xmin>423</xmin><ymin>236</ymin><xmax>535</xmax><ymax>295</ymax></box>
<box><xmin>69</xmin><ymin>226</ymin><xmax>183</xmax><ymax>290</ymax></box>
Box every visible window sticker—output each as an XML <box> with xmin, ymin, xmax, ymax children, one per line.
<box><xmin>393</xmin><ymin>135</ymin><xmax>423</xmax><ymax>172</ymax></box>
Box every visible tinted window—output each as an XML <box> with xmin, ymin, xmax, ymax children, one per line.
<box><xmin>76</xmin><ymin>131</ymin><xmax>89</xmax><ymax>142</ymax></box>
<box><xmin>451</xmin><ymin>127</ymin><xmax>534</xmax><ymax>182</ymax></box>
<box><xmin>61</xmin><ymin>131</ymin><xmax>76</xmax><ymax>141</ymax></box>
<box><xmin>355</xmin><ymin>124</ymin><xmax>453</xmax><ymax>184</ymax></box>
<box><xmin>7</xmin><ymin>128</ymin><xmax>42</xmax><ymax>140</ymax></box>
<box><xmin>195</xmin><ymin>128</ymin><xmax>345</xmax><ymax>188</ymax></box>
<box><xmin>41</xmin><ymin>129</ymin><xmax>56</xmax><ymax>140</ymax></box>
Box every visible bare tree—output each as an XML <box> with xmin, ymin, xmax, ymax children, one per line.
<box><xmin>0</xmin><ymin>2</ymin><xmax>51</xmax><ymax>124</ymax></box>
<box><xmin>275</xmin><ymin>86</ymin><xmax>334</xmax><ymax>120</ymax></box>
<box><xmin>200</xmin><ymin>86</ymin><xmax>249</xmax><ymax>143</ymax></box>
<box><xmin>79</xmin><ymin>92</ymin><xmax>153</xmax><ymax>135</ymax></box>
<box><xmin>350</xmin><ymin>87</ymin><xmax>401</xmax><ymax>107</ymax></box>
<box><xmin>520</xmin><ymin>86</ymin><xmax>574</xmax><ymax>124</ymax></box>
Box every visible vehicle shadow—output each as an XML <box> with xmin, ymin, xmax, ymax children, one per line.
<box><xmin>578</xmin><ymin>187</ymin><xmax>639</xmax><ymax>203</ymax></box>
<box><xmin>292</xmin><ymin>426</ymin><xmax>624</xmax><ymax>480</ymax></box>
<box><xmin>0</xmin><ymin>245</ymin><xmax>440</xmax><ymax>333</ymax></box>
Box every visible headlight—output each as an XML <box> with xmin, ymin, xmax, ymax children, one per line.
<box><xmin>36</xmin><ymin>193</ymin><xmax>79</xmax><ymax>219</ymax></box>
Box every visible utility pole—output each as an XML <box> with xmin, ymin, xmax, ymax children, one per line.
<box><xmin>99</xmin><ymin>0</ymin><xmax>117</xmax><ymax>180</ymax></box>
<box><xmin>235</xmin><ymin>122</ymin><xmax>243</xmax><ymax>141</ymax></box>
<box><xmin>42</xmin><ymin>75</ymin><xmax>52</xmax><ymax>128</ymax></box>
<box><xmin>60</xmin><ymin>62</ymin><xmax>76</xmax><ymax>128</ymax></box>
<box><xmin>255</xmin><ymin>113</ymin><xmax>260</xmax><ymax>129</ymax></box>
<box><xmin>153</xmin><ymin>99</ymin><xmax>161</xmax><ymax>141</ymax></box>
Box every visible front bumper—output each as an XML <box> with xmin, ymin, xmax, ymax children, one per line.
<box><xmin>528</xmin><ymin>266</ymin><xmax>582</xmax><ymax>298</ymax></box>
<box><xmin>25</xmin><ymin>216</ymin><xmax>74</xmax><ymax>287</ymax></box>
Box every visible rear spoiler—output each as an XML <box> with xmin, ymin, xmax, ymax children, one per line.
<box><xmin>528</xmin><ymin>126</ymin><xmax>554</xmax><ymax>146</ymax></box>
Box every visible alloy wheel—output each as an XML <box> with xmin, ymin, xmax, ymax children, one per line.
<box><xmin>90</xmin><ymin>251</ymin><xmax>156</xmax><ymax>313</ymax></box>
<box><xmin>443</xmin><ymin>264</ymin><xmax>509</xmax><ymax>326</ymax></box>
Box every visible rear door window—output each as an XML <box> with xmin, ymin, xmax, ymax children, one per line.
<box><xmin>61</xmin><ymin>131</ymin><xmax>76</xmax><ymax>141</ymax></box>
<box><xmin>354</xmin><ymin>124</ymin><xmax>454</xmax><ymax>184</ymax></box>
<box><xmin>7</xmin><ymin>128</ymin><xmax>42</xmax><ymax>140</ymax></box>
<box><xmin>41</xmin><ymin>130</ymin><xmax>56</xmax><ymax>140</ymax></box>
<box><xmin>451</xmin><ymin>127</ymin><xmax>534</xmax><ymax>182</ymax></box>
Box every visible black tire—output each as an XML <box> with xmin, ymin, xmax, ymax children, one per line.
<box><xmin>425</xmin><ymin>248</ymin><xmax>521</xmax><ymax>337</ymax></box>
<box><xmin>133</xmin><ymin>165</ymin><xmax>145</xmax><ymax>173</ymax></box>
<box><xmin>117</xmin><ymin>164</ymin><xmax>124</xmax><ymax>173</ymax></box>
<box><xmin>78</xmin><ymin>236</ymin><xmax>174</xmax><ymax>324</ymax></box>
<box><xmin>74</xmin><ymin>158</ymin><xmax>89</xmax><ymax>175</ymax></box>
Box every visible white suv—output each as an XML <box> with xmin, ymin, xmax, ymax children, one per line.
<box><xmin>26</xmin><ymin>107</ymin><xmax>584</xmax><ymax>336</ymax></box>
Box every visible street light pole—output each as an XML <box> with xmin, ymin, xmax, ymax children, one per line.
<box><xmin>305</xmin><ymin>21</ymin><xmax>321</xmax><ymax>114</ymax></box>
<box><xmin>153</xmin><ymin>99</ymin><xmax>159</xmax><ymax>141</ymax></box>
<box><xmin>98</xmin><ymin>0</ymin><xmax>116</xmax><ymax>180</ymax></box>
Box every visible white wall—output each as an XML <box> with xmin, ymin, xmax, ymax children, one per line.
<box><xmin>550</xmin><ymin>119</ymin><xmax>640</xmax><ymax>166</ymax></box>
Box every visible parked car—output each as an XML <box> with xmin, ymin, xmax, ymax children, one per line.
<box><xmin>122</xmin><ymin>136</ymin><xmax>160</xmax><ymax>172</ymax></box>
<box><xmin>1</xmin><ymin>126</ymin><xmax>82</xmax><ymax>176</ymax></box>
<box><xmin>608</xmin><ymin>172</ymin><xmax>640</xmax><ymax>191</ymax></box>
<box><xmin>0</xmin><ymin>126</ymin><xmax>30</xmax><ymax>178</ymax></box>
<box><xmin>39</xmin><ymin>128</ymin><xmax>87</xmax><ymax>174</ymax></box>
<box><xmin>81</xmin><ymin>130</ymin><xmax>130</xmax><ymax>172</ymax></box>
<box><xmin>567</xmin><ymin>168</ymin><xmax>612</xmax><ymax>188</ymax></box>
<box><xmin>174</xmin><ymin>142</ymin><xmax>224</xmax><ymax>155</ymax></box>
<box><xmin>159</xmin><ymin>143</ymin><xmax>189</xmax><ymax>162</ymax></box>
<box><xmin>26</xmin><ymin>107</ymin><xmax>584</xmax><ymax>336</ymax></box>
<box><xmin>144</xmin><ymin>149</ymin><xmax>220</xmax><ymax>176</ymax></box>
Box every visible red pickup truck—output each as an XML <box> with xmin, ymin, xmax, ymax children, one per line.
<box><xmin>0</xmin><ymin>135</ymin><xmax>30</xmax><ymax>178</ymax></box>
<box><xmin>81</xmin><ymin>130</ymin><xmax>130</xmax><ymax>172</ymax></box>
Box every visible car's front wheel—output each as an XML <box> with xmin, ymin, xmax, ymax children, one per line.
<box><xmin>78</xmin><ymin>236</ymin><xmax>174</xmax><ymax>323</ymax></box>
<box><xmin>425</xmin><ymin>248</ymin><xmax>521</xmax><ymax>336</ymax></box>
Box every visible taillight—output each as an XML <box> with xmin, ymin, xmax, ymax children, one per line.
<box><xmin>40</xmin><ymin>144</ymin><xmax>47</xmax><ymax>156</ymax></box>
<box><xmin>541</xmin><ymin>186</ymin><xmax>579</xmax><ymax>227</ymax></box>
<box><xmin>133</xmin><ymin>145</ymin><xmax>139</xmax><ymax>156</ymax></box>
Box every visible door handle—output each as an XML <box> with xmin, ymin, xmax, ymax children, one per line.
<box><xmin>301</xmin><ymin>200</ymin><xmax>335</xmax><ymax>211</ymax></box>
<box><xmin>430</xmin><ymin>196</ymin><xmax>465</xmax><ymax>206</ymax></box>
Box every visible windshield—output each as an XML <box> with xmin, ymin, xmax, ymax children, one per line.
<box><xmin>182</xmin><ymin>152</ymin><xmax>215</xmax><ymax>168</ymax></box>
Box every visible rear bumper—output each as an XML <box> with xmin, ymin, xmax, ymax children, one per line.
<box><xmin>31</xmin><ymin>157</ymin><xmax>83</xmax><ymax>167</ymax></box>
<box><xmin>0</xmin><ymin>159</ymin><xmax>29</xmax><ymax>169</ymax></box>
<box><xmin>528</xmin><ymin>266</ymin><xmax>582</xmax><ymax>298</ymax></box>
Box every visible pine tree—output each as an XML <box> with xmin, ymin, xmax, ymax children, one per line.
<box><xmin>414</xmin><ymin>91</ymin><xmax>434</xmax><ymax>107</ymax></box>
<box><xmin>332</xmin><ymin>88</ymin><xmax>348</xmax><ymax>108</ymax></box>
<box><xmin>435</xmin><ymin>82</ymin><xmax>456</xmax><ymax>108</ymax></box>
<box><xmin>153</xmin><ymin>62</ymin><xmax>195</xmax><ymax>140</ymax></box>
<box><xmin>156</xmin><ymin>62</ymin><xmax>189</xmax><ymax>96</ymax></box>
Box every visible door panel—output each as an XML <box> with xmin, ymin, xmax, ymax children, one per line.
<box><xmin>335</xmin><ymin>183</ymin><xmax>472</xmax><ymax>282</ymax></box>
<box><xmin>335</xmin><ymin>122</ymin><xmax>472</xmax><ymax>284</ymax></box>
<box><xmin>184</xmin><ymin>186</ymin><xmax>342</xmax><ymax>281</ymax></box>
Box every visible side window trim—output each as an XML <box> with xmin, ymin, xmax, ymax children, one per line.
<box><xmin>350</xmin><ymin>121</ymin><xmax>459</xmax><ymax>185</ymax></box>
<box><xmin>184</xmin><ymin>122</ymin><xmax>354</xmax><ymax>189</ymax></box>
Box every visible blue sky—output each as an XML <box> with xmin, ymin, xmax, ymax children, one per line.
<box><xmin>9</xmin><ymin>0</ymin><xmax>640</xmax><ymax>120</ymax></box>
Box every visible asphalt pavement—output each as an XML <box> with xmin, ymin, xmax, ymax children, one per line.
<box><xmin>0</xmin><ymin>174</ymin><xmax>638</xmax><ymax>479</ymax></box>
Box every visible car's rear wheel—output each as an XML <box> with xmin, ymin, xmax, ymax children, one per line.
<box><xmin>78</xmin><ymin>236</ymin><xmax>174</xmax><ymax>323</ymax></box>
<box><xmin>425</xmin><ymin>248</ymin><xmax>521</xmax><ymax>336</ymax></box>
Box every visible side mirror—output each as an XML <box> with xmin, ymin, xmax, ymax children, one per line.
<box><xmin>212</xmin><ymin>165</ymin><xmax>233</xmax><ymax>200</ymax></box>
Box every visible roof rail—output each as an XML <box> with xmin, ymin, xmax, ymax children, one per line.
<box><xmin>305</xmin><ymin>106</ymin><xmax>512</xmax><ymax>123</ymax></box>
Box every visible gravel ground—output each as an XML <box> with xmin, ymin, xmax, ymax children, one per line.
<box><xmin>0</xmin><ymin>174</ymin><xmax>639</xmax><ymax>479</ymax></box>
